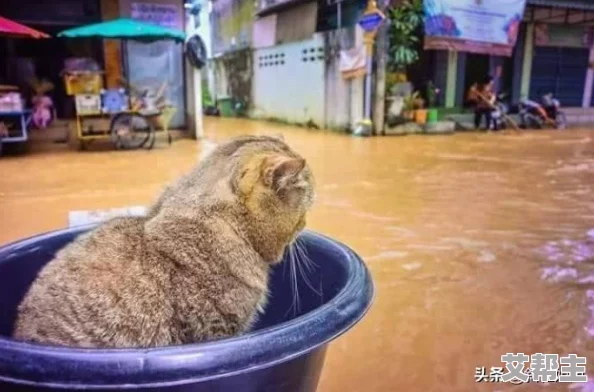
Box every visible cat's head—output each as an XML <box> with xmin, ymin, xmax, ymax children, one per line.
<box><xmin>153</xmin><ymin>135</ymin><xmax>315</xmax><ymax>263</ymax></box>
<box><xmin>226</xmin><ymin>135</ymin><xmax>315</xmax><ymax>263</ymax></box>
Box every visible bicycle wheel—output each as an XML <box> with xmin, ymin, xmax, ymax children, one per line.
<box><xmin>110</xmin><ymin>113</ymin><xmax>152</xmax><ymax>150</ymax></box>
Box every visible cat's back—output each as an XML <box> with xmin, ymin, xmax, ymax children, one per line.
<box><xmin>36</xmin><ymin>216</ymin><xmax>146</xmax><ymax>281</ymax></box>
<box><xmin>14</xmin><ymin>217</ymin><xmax>172</xmax><ymax>348</ymax></box>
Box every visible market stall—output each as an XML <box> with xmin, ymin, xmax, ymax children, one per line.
<box><xmin>0</xmin><ymin>16</ymin><xmax>49</xmax><ymax>155</ymax></box>
<box><xmin>57</xmin><ymin>18</ymin><xmax>184</xmax><ymax>151</ymax></box>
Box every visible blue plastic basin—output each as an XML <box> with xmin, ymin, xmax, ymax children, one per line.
<box><xmin>0</xmin><ymin>225</ymin><xmax>374</xmax><ymax>391</ymax></box>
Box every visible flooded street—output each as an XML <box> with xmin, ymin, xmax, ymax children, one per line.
<box><xmin>3</xmin><ymin>118</ymin><xmax>594</xmax><ymax>391</ymax></box>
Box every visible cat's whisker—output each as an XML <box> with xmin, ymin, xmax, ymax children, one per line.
<box><xmin>293</xmin><ymin>244</ymin><xmax>321</xmax><ymax>297</ymax></box>
<box><xmin>293</xmin><ymin>239</ymin><xmax>310</xmax><ymax>273</ymax></box>
<box><xmin>282</xmin><ymin>246</ymin><xmax>299</xmax><ymax>319</ymax></box>
<box><xmin>295</xmin><ymin>238</ymin><xmax>317</xmax><ymax>273</ymax></box>
<box><xmin>292</xmin><ymin>248</ymin><xmax>301</xmax><ymax>315</ymax></box>
<box><xmin>287</xmin><ymin>245</ymin><xmax>300</xmax><ymax>317</ymax></box>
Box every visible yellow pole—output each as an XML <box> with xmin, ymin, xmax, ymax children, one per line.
<box><xmin>355</xmin><ymin>0</ymin><xmax>384</xmax><ymax>135</ymax></box>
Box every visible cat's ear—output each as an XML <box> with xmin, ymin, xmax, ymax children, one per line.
<box><xmin>263</xmin><ymin>155</ymin><xmax>305</xmax><ymax>190</ymax></box>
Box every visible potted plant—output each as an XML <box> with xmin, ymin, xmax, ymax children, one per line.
<box><xmin>425</xmin><ymin>80</ymin><xmax>441</xmax><ymax>124</ymax></box>
<box><xmin>413</xmin><ymin>95</ymin><xmax>427</xmax><ymax>125</ymax></box>
<box><xmin>402</xmin><ymin>91</ymin><xmax>421</xmax><ymax>121</ymax></box>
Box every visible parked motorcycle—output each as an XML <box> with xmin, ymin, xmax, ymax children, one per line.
<box><xmin>490</xmin><ymin>93</ymin><xmax>509</xmax><ymax>131</ymax></box>
<box><xmin>518</xmin><ymin>93</ymin><xmax>567</xmax><ymax>130</ymax></box>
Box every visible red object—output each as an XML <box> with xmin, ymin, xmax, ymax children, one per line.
<box><xmin>0</xmin><ymin>15</ymin><xmax>49</xmax><ymax>39</ymax></box>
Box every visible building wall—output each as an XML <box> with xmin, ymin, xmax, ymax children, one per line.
<box><xmin>251</xmin><ymin>34</ymin><xmax>326</xmax><ymax>126</ymax></box>
<box><xmin>212</xmin><ymin>48</ymin><xmax>252</xmax><ymax>107</ymax></box>
<box><xmin>0</xmin><ymin>0</ymin><xmax>101</xmax><ymax>25</ymax></box>
<box><xmin>210</xmin><ymin>0</ymin><xmax>364</xmax><ymax>130</ymax></box>
<box><xmin>211</xmin><ymin>0</ymin><xmax>254</xmax><ymax>55</ymax></box>
<box><xmin>324</xmin><ymin>26</ymin><xmax>364</xmax><ymax>130</ymax></box>
<box><xmin>100</xmin><ymin>0</ymin><xmax>123</xmax><ymax>89</ymax></box>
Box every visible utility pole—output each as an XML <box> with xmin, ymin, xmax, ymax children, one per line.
<box><xmin>353</xmin><ymin>0</ymin><xmax>386</xmax><ymax>137</ymax></box>
<box><xmin>372</xmin><ymin>1</ymin><xmax>389</xmax><ymax>136</ymax></box>
<box><xmin>184</xmin><ymin>0</ymin><xmax>204</xmax><ymax>140</ymax></box>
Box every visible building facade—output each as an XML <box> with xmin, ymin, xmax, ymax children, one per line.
<box><xmin>0</xmin><ymin>0</ymin><xmax>187</xmax><ymax>128</ymax></box>
<box><xmin>435</xmin><ymin>0</ymin><xmax>594</xmax><ymax>111</ymax></box>
<box><xmin>208</xmin><ymin>0</ymin><xmax>369</xmax><ymax>131</ymax></box>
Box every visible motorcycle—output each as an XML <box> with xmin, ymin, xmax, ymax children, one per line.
<box><xmin>519</xmin><ymin>93</ymin><xmax>567</xmax><ymax>130</ymax></box>
<box><xmin>490</xmin><ymin>93</ymin><xmax>509</xmax><ymax>131</ymax></box>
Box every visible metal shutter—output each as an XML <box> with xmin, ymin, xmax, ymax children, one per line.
<box><xmin>530</xmin><ymin>46</ymin><xmax>589</xmax><ymax>107</ymax></box>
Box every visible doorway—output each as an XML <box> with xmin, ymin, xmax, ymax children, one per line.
<box><xmin>463</xmin><ymin>54</ymin><xmax>490</xmax><ymax>107</ymax></box>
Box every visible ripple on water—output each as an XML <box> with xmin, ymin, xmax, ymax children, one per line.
<box><xmin>401</xmin><ymin>262</ymin><xmax>422</xmax><ymax>271</ymax></box>
<box><xmin>570</xmin><ymin>379</ymin><xmax>594</xmax><ymax>391</ymax></box>
<box><xmin>477</xmin><ymin>250</ymin><xmax>497</xmax><ymax>263</ymax></box>
<box><xmin>536</xmin><ymin>229</ymin><xmax>594</xmax><ymax>339</ymax></box>
<box><xmin>547</xmin><ymin>159</ymin><xmax>594</xmax><ymax>176</ymax></box>
<box><xmin>585</xmin><ymin>291</ymin><xmax>594</xmax><ymax>337</ymax></box>
<box><xmin>540</xmin><ymin>266</ymin><xmax>579</xmax><ymax>283</ymax></box>
<box><xmin>365</xmin><ymin>250</ymin><xmax>409</xmax><ymax>262</ymax></box>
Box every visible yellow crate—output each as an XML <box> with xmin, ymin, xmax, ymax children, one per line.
<box><xmin>64</xmin><ymin>72</ymin><xmax>104</xmax><ymax>96</ymax></box>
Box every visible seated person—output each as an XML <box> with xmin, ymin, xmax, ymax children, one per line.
<box><xmin>467</xmin><ymin>76</ymin><xmax>496</xmax><ymax>130</ymax></box>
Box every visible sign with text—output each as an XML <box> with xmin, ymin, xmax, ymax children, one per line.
<box><xmin>131</xmin><ymin>3</ymin><xmax>179</xmax><ymax>28</ymax></box>
<box><xmin>358</xmin><ymin>11</ymin><xmax>385</xmax><ymax>33</ymax></box>
<box><xmin>423</xmin><ymin>0</ymin><xmax>527</xmax><ymax>57</ymax></box>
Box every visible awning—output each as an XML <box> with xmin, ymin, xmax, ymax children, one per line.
<box><xmin>527</xmin><ymin>0</ymin><xmax>594</xmax><ymax>11</ymax></box>
<box><xmin>0</xmin><ymin>15</ymin><xmax>49</xmax><ymax>39</ymax></box>
<box><xmin>57</xmin><ymin>18</ymin><xmax>185</xmax><ymax>43</ymax></box>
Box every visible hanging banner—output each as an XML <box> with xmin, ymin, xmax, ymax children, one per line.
<box><xmin>423</xmin><ymin>0</ymin><xmax>527</xmax><ymax>57</ymax></box>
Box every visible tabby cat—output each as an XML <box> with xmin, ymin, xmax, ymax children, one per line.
<box><xmin>13</xmin><ymin>135</ymin><xmax>315</xmax><ymax>348</ymax></box>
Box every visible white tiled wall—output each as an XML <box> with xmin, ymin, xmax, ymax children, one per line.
<box><xmin>252</xmin><ymin>34</ymin><xmax>326</xmax><ymax>126</ymax></box>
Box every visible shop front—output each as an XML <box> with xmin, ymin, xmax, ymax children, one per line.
<box><xmin>423</xmin><ymin>0</ymin><xmax>594</xmax><ymax>119</ymax></box>
<box><xmin>522</xmin><ymin>0</ymin><xmax>594</xmax><ymax>109</ymax></box>
<box><xmin>0</xmin><ymin>0</ymin><xmax>186</xmax><ymax>129</ymax></box>
<box><xmin>423</xmin><ymin>0</ymin><xmax>527</xmax><ymax>109</ymax></box>
<box><xmin>119</xmin><ymin>0</ymin><xmax>186</xmax><ymax>128</ymax></box>
<box><xmin>529</xmin><ymin>23</ymin><xmax>591</xmax><ymax>106</ymax></box>
<box><xmin>0</xmin><ymin>0</ymin><xmax>103</xmax><ymax>119</ymax></box>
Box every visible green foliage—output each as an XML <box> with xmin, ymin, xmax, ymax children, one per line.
<box><xmin>403</xmin><ymin>91</ymin><xmax>420</xmax><ymax>112</ymax></box>
<box><xmin>387</xmin><ymin>0</ymin><xmax>424</xmax><ymax>72</ymax></box>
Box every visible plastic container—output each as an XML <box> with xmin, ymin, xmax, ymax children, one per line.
<box><xmin>414</xmin><ymin>109</ymin><xmax>428</xmax><ymax>125</ymax></box>
<box><xmin>217</xmin><ymin>97</ymin><xmax>235</xmax><ymax>117</ymax></box>
<box><xmin>0</xmin><ymin>225</ymin><xmax>373</xmax><ymax>391</ymax></box>
<box><xmin>427</xmin><ymin>109</ymin><xmax>438</xmax><ymax>124</ymax></box>
<box><xmin>64</xmin><ymin>72</ymin><xmax>104</xmax><ymax>96</ymax></box>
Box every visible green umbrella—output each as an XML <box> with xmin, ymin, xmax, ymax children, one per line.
<box><xmin>57</xmin><ymin>18</ymin><xmax>186</xmax><ymax>43</ymax></box>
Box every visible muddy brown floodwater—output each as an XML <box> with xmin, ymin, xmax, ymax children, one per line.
<box><xmin>3</xmin><ymin>118</ymin><xmax>594</xmax><ymax>391</ymax></box>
